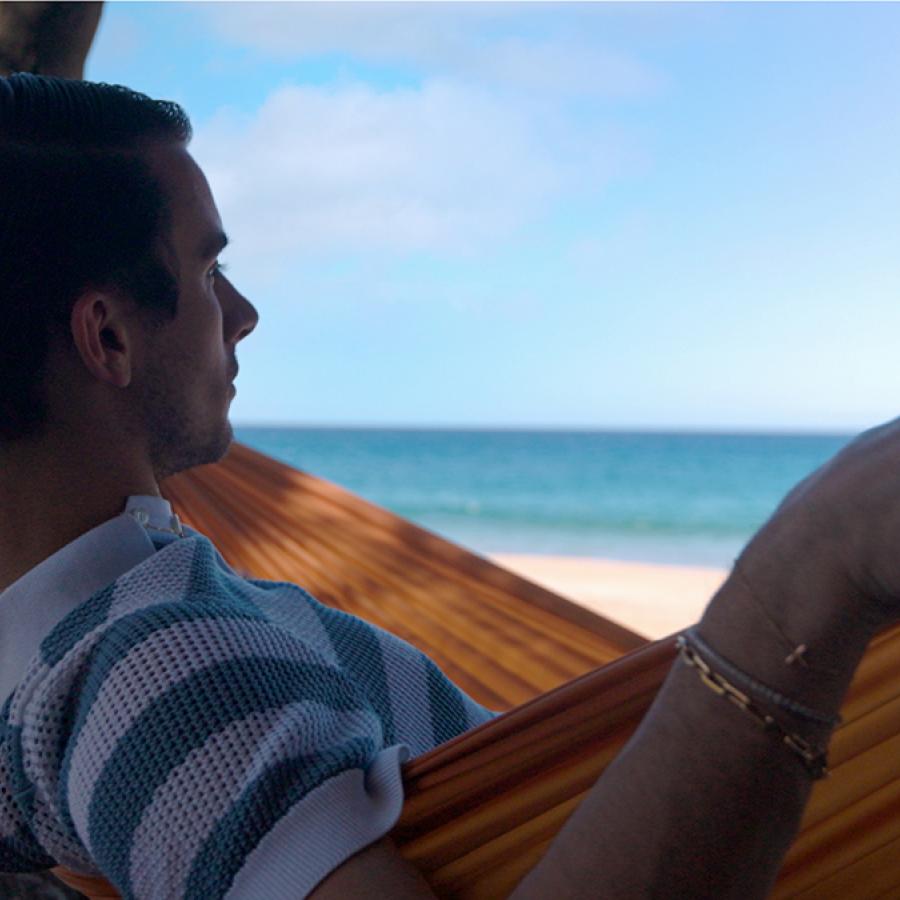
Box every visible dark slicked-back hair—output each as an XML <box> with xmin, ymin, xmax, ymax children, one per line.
<box><xmin>0</xmin><ymin>74</ymin><xmax>192</xmax><ymax>441</ymax></box>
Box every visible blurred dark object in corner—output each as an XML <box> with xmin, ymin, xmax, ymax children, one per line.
<box><xmin>0</xmin><ymin>4</ymin><xmax>101</xmax><ymax>898</ymax></box>
<box><xmin>0</xmin><ymin>2</ymin><xmax>102</xmax><ymax>78</ymax></box>
<box><xmin>0</xmin><ymin>872</ymin><xmax>85</xmax><ymax>899</ymax></box>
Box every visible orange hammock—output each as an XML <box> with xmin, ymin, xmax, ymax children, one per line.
<box><xmin>48</xmin><ymin>443</ymin><xmax>900</xmax><ymax>898</ymax></box>
<box><xmin>393</xmin><ymin>629</ymin><xmax>900</xmax><ymax>899</ymax></box>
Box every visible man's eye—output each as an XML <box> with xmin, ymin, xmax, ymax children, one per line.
<box><xmin>208</xmin><ymin>261</ymin><xmax>228</xmax><ymax>279</ymax></box>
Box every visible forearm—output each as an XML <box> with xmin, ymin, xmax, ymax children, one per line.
<box><xmin>511</xmin><ymin>562</ymin><xmax>873</xmax><ymax>900</ymax></box>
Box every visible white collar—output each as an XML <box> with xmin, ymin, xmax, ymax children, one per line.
<box><xmin>0</xmin><ymin>495</ymin><xmax>190</xmax><ymax>702</ymax></box>
<box><xmin>123</xmin><ymin>494</ymin><xmax>186</xmax><ymax>538</ymax></box>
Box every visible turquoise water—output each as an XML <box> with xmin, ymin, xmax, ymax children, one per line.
<box><xmin>234</xmin><ymin>428</ymin><xmax>852</xmax><ymax>568</ymax></box>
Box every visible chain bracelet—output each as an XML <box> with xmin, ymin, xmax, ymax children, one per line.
<box><xmin>676</xmin><ymin>635</ymin><xmax>830</xmax><ymax>780</ymax></box>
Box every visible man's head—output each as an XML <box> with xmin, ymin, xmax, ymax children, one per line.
<box><xmin>0</xmin><ymin>74</ymin><xmax>258</xmax><ymax>480</ymax></box>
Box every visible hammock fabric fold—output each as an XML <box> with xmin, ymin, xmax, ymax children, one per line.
<box><xmin>48</xmin><ymin>443</ymin><xmax>900</xmax><ymax>898</ymax></box>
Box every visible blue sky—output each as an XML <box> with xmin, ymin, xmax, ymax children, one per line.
<box><xmin>87</xmin><ymin>2</ymin><xmax>900</xmax><ymax>432</ymax></box>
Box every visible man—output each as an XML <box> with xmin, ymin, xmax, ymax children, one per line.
<box><xmin>2</xmin><ymin>73</ymin><xmax>899</xmax><ymax>899</ymax></box>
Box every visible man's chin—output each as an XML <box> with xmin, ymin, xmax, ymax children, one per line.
<box><xmin>199</xmin><ymin>419</ymin><xmax>235</xmax><ymax>469</ymax></box>
<box><xmin>154</xmin><ymin>422</ymin><xmax>234</xmax><ymax>482</ymax></box>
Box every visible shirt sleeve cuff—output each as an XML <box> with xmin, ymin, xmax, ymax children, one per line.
<box><xmin>224</xmin><ymin>744</ymin><xmax>410</xmax><ymax>899</ymax></box>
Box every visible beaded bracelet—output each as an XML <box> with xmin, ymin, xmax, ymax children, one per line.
<box><xmin>684</xmin><ymin>627</ymin><xmax>841</xmax><ymax>727</ymax></box>
<box><xmin>676</xmin><ymin>633</ymin><xmax>831</xmax><ymax>780</ymax></box>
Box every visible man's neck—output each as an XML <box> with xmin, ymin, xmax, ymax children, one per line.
<box><xmin>0</xmin><ymin>508</ymin><xmax>115</xmax><ymax>593</ymax></box>
<box><xmin>0</xmin><ymin>440</ymin><xmax>159</xmax><ymax>593</ymax></box>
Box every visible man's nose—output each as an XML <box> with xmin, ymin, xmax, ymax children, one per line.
<box><xmin>220</xmin><ymin>274</ymin><xmax>259</xmax><ymax>344</ymax></box>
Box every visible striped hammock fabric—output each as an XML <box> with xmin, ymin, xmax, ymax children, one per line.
<box><xmin>48</xmin><ymin>442</ymin><xmax>900</xmax><ymax>898</ymax></box>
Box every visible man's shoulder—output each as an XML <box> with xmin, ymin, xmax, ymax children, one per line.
<box><xmin>8</xmin><ymin>535</ymin><xmax>331</xmax><ymax>719</ymax></box>
<box><xmin>9</xmin><ymin>554</ymin><xmax>360</xmax><ymax>753</ymax></box>
<box><xmin>35</xmin><ymin>535</ymin><xmax>267</xmax><ymax>665</ymax></box>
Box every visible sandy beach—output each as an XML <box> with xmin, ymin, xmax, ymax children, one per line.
<box><xmin>490</xmin><ymin>554</ymin><xmax>729</xmax><ymax>640</ymax></box>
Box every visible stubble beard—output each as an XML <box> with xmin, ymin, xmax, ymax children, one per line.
<box><xmin>137</xmin><ymin>358</ymin><xmax>233</xmax><ymax>482</ymax></box>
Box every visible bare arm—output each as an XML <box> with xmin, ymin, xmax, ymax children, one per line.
<box><xmin>310</xmin><ymin>838</ymin><xmax>436</xmax><ymax>898</ymax></box>
<box><xmin>511</xmin><ymin>581</ymin><xmax>866</xmax><ymax>898</ymax></box>
<box><xmin>310</xmin><ymin>421</ymin><xmax>900</xmax><ymax>899</ymax></box>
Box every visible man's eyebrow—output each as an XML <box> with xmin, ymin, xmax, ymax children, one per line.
<box><xmin>199</xmin><ymin>229</ymin><xmax>229</xmax><ymax>261</ymax></box>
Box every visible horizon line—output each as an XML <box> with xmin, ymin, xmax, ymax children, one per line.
<box><xmin>232</xmin><ymin>421</ymin><xmax>858</xmax><ymax>437</ymax></box>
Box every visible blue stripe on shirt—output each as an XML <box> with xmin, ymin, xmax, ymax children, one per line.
<box><xmin>86</xmin><ymin>656</ymin><xmax>372</xmax><ymax>896</ymax></box>
<box><xmin>40</xmin><ymin>582</ymin><xmax>118</xmax><ymax>667</ymax></box>
<box><xmin>4</xmin><ymin>724</ymin><xmax>35</xmax><ymax>826</ymax></box>
<box><xmin>186</xmin><ymin>737</ymin><xmax>375</xmax><ymax>899</ymax></box>
<box><xmin>313</xmin><ymin>603</ymin><xmax>397</xmax><ymax>746</ymax></box>
<box><xmin>58</xmin><ymin>602</ymin><xmax>268</xmax><ymax>834</ymax></box>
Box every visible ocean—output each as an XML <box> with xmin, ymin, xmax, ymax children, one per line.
<box><xmin>233</xmin><ymin>427</ymin><xmax>853</xmax><ymax>569</ymax></box>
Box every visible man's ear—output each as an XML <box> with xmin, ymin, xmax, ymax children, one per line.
<box><xmin>69</xmin><ymin>289</ymin><xmax>138</xmax><ymax>389</ymax></box>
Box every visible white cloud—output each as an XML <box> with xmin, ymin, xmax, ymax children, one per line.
<box><xmin>198</xmin><ymin>2</ymin><xmax>665</xmax><ymax>100</ymax></box>
<box><xmin>203</xmin><ymin>3</ymin><xmax>522</xmax><ymax>67</ymax></box>
<box><xmin>191</xmin><ymin>78</ymin><xmax>625</xmax><ymax>272</ymax></box>
<box><xmin>472</xmin><ymin>38</ymin><xmax>663</xmax><ymax>100</ymax></box>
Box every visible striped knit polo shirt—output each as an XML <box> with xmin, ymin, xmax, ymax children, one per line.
<box><xmin>0</xmin><ymin>495</ymin><xmax>495</xmax><ymax>898</ymax></box>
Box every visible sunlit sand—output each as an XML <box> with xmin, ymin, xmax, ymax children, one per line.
<box><xmin>489</xmin><ymin>554</ymin><xmax>729</xmax><ymax>640</ymax></box>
